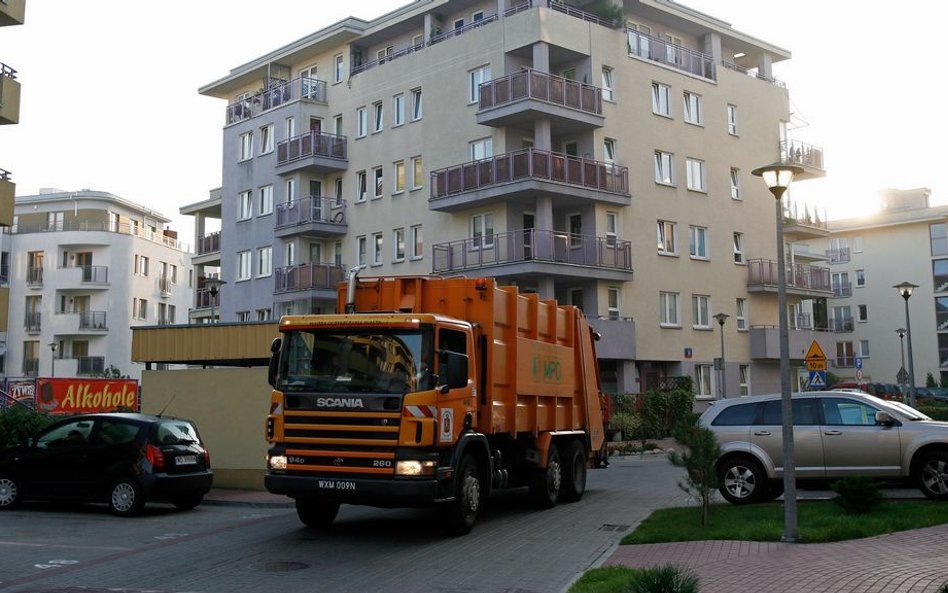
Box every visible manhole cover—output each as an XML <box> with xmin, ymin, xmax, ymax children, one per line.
<box><xmin>250</xmin><ymin>561</ymin><xmax>310</xmax><ymax>572</ymax></box>
<box><xmin>599</xmin><ymin>524</ymin><xmax>630</xmax><ymax>532</ymax></box>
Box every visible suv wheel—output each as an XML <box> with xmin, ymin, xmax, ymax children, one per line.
<box><xmin>917</xmin><ymin>450</ymin><xmax>948</xmax><ymax>500</ymax></box>
<box><xmin>718</xmin><ymin>457</ymin><xmax>766</xmax><ymax>505</ymax></box>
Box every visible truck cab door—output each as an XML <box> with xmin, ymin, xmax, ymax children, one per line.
<box><xmin>435</xmin><ymin>327</ymin><xmax>476</xmax><ymax>444</ymax></box>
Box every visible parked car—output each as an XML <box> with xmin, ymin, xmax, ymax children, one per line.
<box><xmin>916</xmin><ymin>387</ymin><xmax>948</xmax><ymax>403</ymax></box>
<box><xmin>0</xmin><ymin>412</ymin><xmax>213</xmax><ymax>516</ymax></box>
<box><xmin>699</xmin><ymin>391</ymin><xmax>948</xmax><ymax>504</ymax></box>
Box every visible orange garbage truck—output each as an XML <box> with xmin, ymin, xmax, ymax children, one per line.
<box><xmin>264</xmin><ymin>274</ymin><xmax>607</xmax><ymax>534</ymax></box>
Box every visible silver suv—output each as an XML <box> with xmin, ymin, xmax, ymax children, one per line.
<box><xmin>699</xmin><ymin>390</ymin><xmax>948</xmax><ymax>504</ymax></box>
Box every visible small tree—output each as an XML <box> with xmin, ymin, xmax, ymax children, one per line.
<box><xmin>668</xmin><ymin>420</ymin><xmax>721</xmax><ymax>527</ymax></box>
<box><xmin>927</xmin><ymin>372</ymin><xmax>939</xmax><ymax>389</ymax></box>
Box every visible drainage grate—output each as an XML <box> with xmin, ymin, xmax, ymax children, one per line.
<box><xmin>599</xmin><ymin>524</ymin><xmax>630</xmax><ymax>532</ymax></box>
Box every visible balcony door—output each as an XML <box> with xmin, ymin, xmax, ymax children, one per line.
<box><xmin>523</xmin><ymin>213</ymin><xmax>534</xmax><ymax>260</ymax></box>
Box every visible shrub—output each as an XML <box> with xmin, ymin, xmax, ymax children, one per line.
<box><xmin>610</xmin><ymin>410</ymin><xmax>641</xmax><ymax>442</ymax></box>
<box><xmin>669</xmin><ymin>420</ymin><xmax>721</xmax><ymax>527</ymax></box>
<box><xmin>629</xmin><ymin>565</ymin><xmax>700</xmax><ymax>593</ymax></box>
<box><xmin>0</xmin><ymin>406</ymin><xmax>55</xmax><ymax>447</ymax></box>
<box><xmin>831</xmin><ymin>477</ymin><xmax>883</xmax><ymax>515</ymax></box>
<box><xmin>918</xmin><ymin>406</ymin><xmax>948</xmax><ymax>421</ymax></box>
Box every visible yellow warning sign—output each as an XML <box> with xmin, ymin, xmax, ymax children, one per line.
<box><xmin>805</xmin><ymin>340</ymin><xmax>827</xmax><ymax>362</ymax></box>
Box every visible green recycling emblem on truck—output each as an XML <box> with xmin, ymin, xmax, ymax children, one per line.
<box><xmin>532</xmin><ymin>353</ymin><xmax>563</xmax><ymax>384</ymax></box>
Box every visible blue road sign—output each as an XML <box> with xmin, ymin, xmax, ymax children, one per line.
<box><xmin>855</xmin><ymin>357</ymin><xmax>863</xmax><ymax>370</ymax></box>
<box><xmin>809</xmin><ymin>370</ymin><xmax>827</xmax><ymax>389</ymax></box>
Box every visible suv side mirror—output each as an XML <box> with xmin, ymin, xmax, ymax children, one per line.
<box><xmin>268</xmin><ymin>337</ymin><xmax>282</xmax><ymax>388</ymax></box>
<box><xmin>875</xmin><ymin>411</ymin><xmax>896</xmax><ymax>426</ymax></box>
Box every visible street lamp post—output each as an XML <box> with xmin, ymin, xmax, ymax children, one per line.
<box><xmin>894</xmin><ymin>282</ymin><xmax>919</xmax><ymax>407</ymax></box>
<box><xmin>48</xmin><ymin>342</ymin><xmax>57</xmax><ymax>377</ymax></box>
<box><xmin>753</xmin><ymin>162</ymin><xmax>803</xmax><ymax>543</ymax></box>
<box><xmin>713</xmin><ymin>313</ymin><xmax>729</xmax><ymax>399</ymax></box>
<box><xmin>205</xmin><ymin>277</ymin><xmax>226</xmax><ymax>324</ymax></box>
<box><xmin>895</xmin><ymin>328</ymin><xmax>907</xmax><ymax>397</ymax></box>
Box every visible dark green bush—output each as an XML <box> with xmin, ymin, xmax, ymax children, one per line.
<box><xmin>610</xmin><ymin>387</ymin><xmax>695</xmax><ymax>441</ymax></box>
<box><xmin>831</xmin><ymin>477</ymin><xmax>883</xmax><ymax>515</ymax></box>
<box><xmin>0</xmin><ymin>406</ymin><xmax>55</xmax><ymax>447</ymax></box>
<box><xmin>629</xmin><ymin>565</ymin><xmax>700</xmax><ymax>593</ymax></box>
<box><xmin>918</xmin><ymin>406</ymin><xmax>948</xmax><ymax>421</ymax></box>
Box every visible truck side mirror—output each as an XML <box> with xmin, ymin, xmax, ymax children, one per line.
<box><xmin>268</xmin><ymin>337</ymin><xmax>282</xmax><ymax>388</ymax></box>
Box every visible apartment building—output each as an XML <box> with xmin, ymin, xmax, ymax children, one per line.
<box><xmin>190</xmin><ymin>0</ymin><xmax>826</xmax><ymax>399</ymax></box>
<box><xmin>803</xmin><ymin>188</ymin><xmax>947</xmax><ymax>388</ymax></box>
<box><xmin>0</xmin><ymin>0</ymin><xmax>25</xmax><ymax>345</ymax></box>
<box><xmin>0</xmin><ymin>189</ymin><xmax>193</xmax><ymax>380</ymax></box>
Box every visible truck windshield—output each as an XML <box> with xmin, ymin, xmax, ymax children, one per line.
<box><xmin>279</xmin><ymin>329</ymin><xmax>432</xmax><ymax>394</ymax></box>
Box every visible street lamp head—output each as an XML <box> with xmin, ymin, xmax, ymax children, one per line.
<box><xmin>895</xmin><ymin>328</ymin><xmax>906</xmax><ymax>338</ymax></box>
<box><xmin>893</xmin><ymin>281</ymin><xmax>918</xmax><ymax>301</ymax></box>
<box><xmin>751</xmin><ymin>163</ymin><xmax>804</xmax><ymax>198</ymax></box>
<box><xmin>713</xmin><ymin>312</ymin><xmax>730</xmax><ymax>327</ymax></box>
<box><xmin>48</xmin><ymin>342</ymin><xmax>56</xmax><ymax>353</ymax></box>
<box><xmin>205</xmin><ymin>276</ymin><xmax>227</xmax><ymax>297</ymax></box>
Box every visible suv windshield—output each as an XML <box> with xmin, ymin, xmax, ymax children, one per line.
<box><xmin>279</xmin><ymin>329</ymin><xmax>432</xmax><ymax>394</ymax></box>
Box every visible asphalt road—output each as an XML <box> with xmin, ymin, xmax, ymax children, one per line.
<box><xmin>0</xmin><ymin>454</ymin><xmax>688</xmax><ymax>593</ymax></box>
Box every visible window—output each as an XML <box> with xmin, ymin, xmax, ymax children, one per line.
<box><xmin>394</xmin><ymin>228</ymin><xmax>406</xmax><ymax>262</ymax></box>
<box><xmin>607</xmin><ymin>287</ymin><xmax>620</xmax><ymax>320</ymax></box>
<box><xmin>727</xmin><ymin>104</ymin><xmax>738</xmax><ymax>135</ymax></box>
<box><xmin>853</xmin><ymin>235</ymin><xmax>864</xmax><ymax>253</ymax></box>
<box><xmin>236</xmin><ymin>311</ymin><xmax>251</xmax><ymax>323</ymax></box>
<box><xmin>470</xmin><ymin>137</ymin><xmax>493</xmax><ymax>160</ymax></box>
<box><xmin>856</xmin><ymin>269</ymin><xmax>866</xmax><ymax>287</ymax></box>
<box><xmin>859</xmin><ymin>339</ymin><xmax>871</xmax><ymax>358</ymax></box>
<box><xmin>373</xmin><ymin>233</ymin><xmax>384</xmax><ymax>265</ymax></box>
<box><xmin>285</xmin><ymin>116</ymin><xmax>296</xmax><ymax>139</ymax></box>
<box><xmin>412</xmin><ymin>156</ymin><xmax>423</xmax><ymax>189</ymax></box>
<box><xmin>377</xmin><ymin>45</ymin><xmax>394</xmax><ymax>62</ymax></box>
<box><xmin>260</xmin><ymin>124</ymin><xmax>274</xmax><ymax>154</ymax></box>
<box><xmin>135</xmin><ymin>254</ymin><xmax>149</xmax><ymax>276</ymax></box>
<box><xmin>334</xmin><ymin>241</ymin><xmax>343</xmax><ymax>265</ymax></box>
<box><xmin>285</xmin><ymin>242</ymin><xmax>296</xmax><ymax>266</ymax></box>
<box><xmin>257</xmin><ymin>308</ymin><xmax>272</xmax><ymax>321</ymax></box>
<box><xmin>568</xmin><ymin>213</ymin><xmax>583</xmax><ymax>247</ymax></box>
<box><xmin>373</xmin><ymin>101</ymin><xmax>383</xmax><ymax>132</ymax></box>
<box><xmin>733</xmin><ymin>232</ymin><xmax>745</xmax><ymax>264</ymax></box>
<box><xmin>606</xmin><ymin>212</ymin><xmax>618</xmax><ymax>246</ymax></box>
<box><xmin>657</xmin><ymin>220</ymin><xmax>677</xmax><ymax>255</ymax></box>
<box><xmin>692</xmin><ymin>294</ymin><xmax>710</xmax><ymax>328</ymax></box>
<box><xmin>931</xmin><ymin>223</ymin><xmax>948</xmax><ymax>256</ymax></box>
<box><xmin>603</xmin><ymin>138</ymin><xmax>616</xmax><ymax>163</ymax></box>
<box><xmin>259</xmin><ymin>185</ymin><xmax>273</xmax><ymax>215</ymax></box>
<box><xmin>736</xmin><ymin>298</ymin><xmax>747</xmax><ymax>331</ymax></box>
<box><xmin>836</xmin><ymin>340</ymin><xmax>855</xmax><ymax>367</ymax></box>
<box><xmin>730</xmin><ymin>168</ymin><xmax>742</xmax><ymax>200</ymax></box>
<box><xmin>469</xmin><ymin>65</ymin><xmax>491</xmax><ymax>103</ymax></box>
<box><xmin>710</xmin><ymin>402</ymin><xmax>756</xmax><ymax>426</ymax></box>
<box><xmin>471</xmin><ymin>213</ymin><xmax>494</xmax><ymax>249</ymax></box>
<box><xmin>394</xmin><ymin>161</ymin><xmax>406</xmax><ymax>193</ymax></box>
<box><xmin>411</xmin><ymin>225</ymin><xmax>423</xmax><ymax>259</ymax></box>
<box><xmin>258</xmin><ymin>246</ymin><xmax>272</xmax><ymax>277</ymax></box>
<box><xmin>762</xmin><ymin>399</ymin><xmax>820</xmax><ymax>426</ymax></box>
<box><xmin>332</xmin><ymin>54</ymin><xmax>345</xmax><ymax>83</ymax></box>
<box><xmin>686</xmin><ymin>158</ymin><xmax>706</xmax><ymax>192</ymax></box>
<box><xmin>601</xmin><ymin>67</ymin><xmax>615</xmax><ymax>101</ymax></box>
<box><xmin>334</xmin><ymin>178</ymin><xmax>344</xmax><ymax>206</ymax></box>
<box><xmin>334</xmin><ymin>115</ymin><xmax>343</xmax><ymax>136</ymax></box>
<box><xmin>159</xmin><ymin>303</ymin><xmax>177</xmax><ymax>325</ymax></box>
<box><xmin>356</xmin><ymin>171</ymin><xmax>367</xmax><ymax>202</ymax></box>
<box><xmin>411</xmin><ymin>88</ymin><xmax>423</xmax><ymax>120</ymax></box>
<box><xmin>237</xmin><ymin>251</ymin><xmax>252</xmax><ymax>280</ymax></box>
<box><xmin>822</xmin><ymin>398</ymin><xmax>880</xmax><ymax>426</ymax></box>
<box><xmin>689</xmin><ymin>226</ymin><xmax>708</xmax><ymax>259</ymax></box>
<box><xmin>454</xmin><ymin>18</ymin><xmax>465</xmax><ymax>30</ymax></box>
<box><xmin>239</xmin><ymin>132</ymin><xmax>253</xmax><ymax>161</ymax></box>
<box><xmin>473</xmin><ymin>10</ymin><xmax>484</xmax><ymax>22</ymax></box>
<box><xmin>373</xmin><ymin>167</ymin><xmax>384</xmax><ymax>199</ymax></box>
<box><xmin>694</xmin><ymin>365</ymin><xmax>712</xmax><ymax>398</ymax></box>
<box><xmin>238</xmin><ymin>190</ymin><xmax>252</xmax><ymax>220</ymax></box>
<box><xmin>356</xmin><ymin>107</ymin><xmax>367</xmax><ymax>138</ymax></box>
<box><xmin>394</xmin><ymin>93</ymin><xmax>405</xmax><ymax>126</ymax></box>
<box><xmin>651</xmin><ymin>82</ymin><xmax>671</xmax><ymax>116</ymax></box>
<box><xmin>654</xmin><ymin>150</ymin><xmax>674</xmax><ymax>185</ymax></box>
<box><xmin>356</xmin><ymin>236</ymin><xmax>367</xmax><ymax>266</ymax></box>
<box><xmin>285</xmin><ymin>178</ymin><xmax>295</xmax><ymax>202</ymax></box>
<box><xmin>739</xmin><ymin>365</ymin><xmax>750</xmax><ymax>396</ymax></box>
<box><xmin>858</xmin><ymin>304</ymin><xmax>868</xmax><ymax>322</ymax></box>
<box><xmin>133</xmin><ymin>298</ymin><xmax>148</xmax><ymax>320</ymax></box>
<box><xmin>660</xmin><ymin>291</ymin><xmax>680</xmax><ymax>327</ymax></box>
<box><xmin>683</xmin><ymin>91</ymin><xmax>702</xmax><ymax>125</ymax></box>
<box><xmin>412</xmin><ymin>34</ymin><xmax>424</xmax><ymax>48</ymax></box>
<box><xmin>831</xmin><ymin>272</ymin><xmax>851</xmax><ymax>297</ymax></box>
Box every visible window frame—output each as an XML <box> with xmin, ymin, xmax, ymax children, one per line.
<box><xmin>692</xmin><ymin>294</ymin><xmax>711</xmax><ymax>329</ymax></box>
<box><xmin>469</xmin><ymin>64</ymin><xmax>492</xmax><ymax>104</ymax></box>
<box><xmin>238</xmin><ymin>190</ymin><xmax>253</xmax><ymax>220</ymax></box>
<box><xmin>258</xmin><ymin>185</ymin><xmax>273</xmax><ymax>216</ymax></box>
<box><xmin>237</xmin><ymin>250</ymin><xmax>252</xmax><ymax>281</ymax></box>
<box><xmin>730</xmin><ymin>167</ymin><xmax>742</xmax><ymax>200</ymax></box>
<box><xmin>733</xmin><ymin>232</ymin><xmax>745</xmax><ymax>264</ymax></box>
<box><xmin>393</xmin><ymin>227</ymin><xmax>406</xmax><ymax>262</ymax></box>
<box><xmin>411</xmin><ymin>225</ymin><xmax>424</xmax><ymax>260</ymax></box>
<box><xmin>686</xmin><ymin>157</ymin><xmax>706</xmax><ymax>192</ymax></box>
<box><xmin>411</xmin><ymin>88</ymin><xmax>423</xmax><ymax>121</ymax></box>
<box><xmin>393</xmin><ymin>93</ymin><xmax>405</xmax><ymax>126</ymax></box>
<box><xmin>654</xmin><ymin>150</ymin><xmax>674</xmax><ymax>185</ymax></box>
<box><xmin>393</xmin><ymin>160</ymin><xmax>406</xmax><ymax>194</ymax></box>
<box><xmin>689</xmin><ymin>225</ymin><xmax>709</xmax><ymax>260</ymax></box>
<box><xmin>683</xmin><ymin>91</ymin><xmax>703</xmax><ymax>125</ymax></box>
<box><xmin>239</xmin><ymin>132</ymin><xmax>253</xmax><ymax>161</ymax></box>
<box><xmin>660</xmin><ymin>291</ymin><xmax>681</xmax><ymax>327</ymax></box>
<box><xmin>657</xmin><ymin>220</ymin><xmax>677</xmax><ymax>256</ymax></box>
<box><xmin>356</xmin><ymin>106</ymin><xmax>367</xmax><ymax>138</ymax></box>
<box><xmin>373</xmin><ymin>100</ymin><xmax>384</xmax><ymax>133</ymax></box>
<box><xmin>257</xmin><ymin>246</ymin><xmax>273</xmax><ymax>277</ymax></box>
<box><xmin>727</xmin><ymin>104</ymin><xmax>738</xmax><ymax>135</ymax></box>
<box><xmin>651</xmin><ymin>82</ymin><xmax>671</xmax><ymax>117</ymax></box>
<box><xmin>736</xmin><ymin>298</ymin><xmax>747</xmax><ymax>331</ymax></box>
<box><xmin>601</xmin><ymin>67</ymin><xmax>615</xmax><ymax>102</ymax></box>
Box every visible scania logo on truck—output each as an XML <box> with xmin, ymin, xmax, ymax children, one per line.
<box><xmin>316</xmin><ymin>397</ymin><xmax>365</xmax><ymax>408</ymax></box>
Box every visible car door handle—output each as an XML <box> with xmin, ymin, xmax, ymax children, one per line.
<box><xmin>753</xmin><ymin>431</ymin><xmax>771</xmax><ymax>436</ymax></box>
<box><xmin>824</xmin><ymin>430</ymin><xmax>842</xmax><ymax>436</ymax></box>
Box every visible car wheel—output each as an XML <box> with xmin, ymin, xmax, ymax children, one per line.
<box><xmin>718</xmin><ymin>457</ymin><xmax>766</xmax><ymax>505</ymax></box>
<box><xmin>559</xmin><ymin>441</ymin><xmax>587</xmax><ymax>503</ymax></box>
<box><xmin>917</xmin><ymin>450</ymin><xmax>948</xmax><ymax>500</ymax></box>
<box><xmin>761</xmin><ymin>480</ymin><xmax>784</xmax><ymax>502</ymax></box>
<box><xmin>295</xmin><ymin>498</ymin><xmax>340</xmax><ymax>528</ymax></box>
<box><xmin>529</xmin><ymin>444</ymin><xmax>562</xmax><ymax>509</ymax></box>
<box><xmin>442</xmin><ymin>454</ymin><xmax>481</xmax><ymax>536</ymax></box>
<box><xmin>172</xmin><ymin>492</ymin><xmax>205</xmax><ymax>511</ymax></box>
<box><xmin>0</xmin><ymin>474</ymin><xmax>22</xmax><ymax>509</ymax></box>
<box><xmin>109</xmin><ymin>477</ymin><xmax>145</xmax><ymax>517</ymax></box>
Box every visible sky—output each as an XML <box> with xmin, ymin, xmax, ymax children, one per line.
<box><xmin>4</xmin><ymin>0</ymin><xmax>947</xmax><ymax>245</ymax></box>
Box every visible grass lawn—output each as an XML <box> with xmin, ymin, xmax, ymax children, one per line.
<box><xmin>621</xmin><ymin>499</ymin><xmax>948</xmax><ymax>545</ymax></box>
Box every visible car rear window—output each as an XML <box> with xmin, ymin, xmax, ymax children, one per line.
<box><xmin>153</xmin><ymin>420</ymin><xmax>200</xmax><ymax>445</ymax></box>
<box><xmin>711</xmin><ymin>403</ymin><xmax>757</xmax><ymax>426</ymax></box>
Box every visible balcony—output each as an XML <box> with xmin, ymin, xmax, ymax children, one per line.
<box><xmin>831</xmin><ymin>282</ymin><xmax>853</xmax><ymax>298</ymax></box>
<box><xmin>827</xmin><ymin>248</ymin><xmax>851</xmax><ymax>264</ymax></box>
<box><xmin>779</xmin><ymin>140</ymin><xmax>826</xmax><ymax>180</ymax></box>
<box><xmin>782</xmin><ymin>201</ymin><xmax>829</xmax><ymax>241</ymax></box>
<box><xmin>9</xmin><ymin>220</ymin><xmax>190</xmax><ymax>251</ymax></box>
<box><xmin>76</xmin><ymin>356</ymin><xmax>106</xmax><ymax>376</ymax></box>
<box><xmin>0</xmin><ymin>167</ymin><xmax>12</xmax><ymax>227</ymax></box>
<box><xmin>22</xmin><ymin>357</ymin><xmax>38</xmax><ymax>377</ymax></box>
<box><xmin>27</xmin><ymin>266</ymin><xmax>42</xmax><ymax>286</ymax></box>
<box><xmin>830</xmin><ymin>316</ymin><xmax>855</xmax><ymax>333</ymax></box>
<box><xmin>0</xmin><ymin>62</ymin><xmax>20</xmax><ymax>125</ymax></box>
<box><xmin>225</xmin><ymin>77</ymin><xmax>326</xmax><ymax>125</ymax></box>
<box><xmin>506</xmin><ymin>0</ymin><xmax>623</xmax><ymax>29</ymax></box>
<box><xmin>476</xmin><ymin>69</ymin><xmax>603</xmax><ymax>132</ymax></box>
<box><xmin>24</xmin><ymin>311</ymin><xmax>40</xmax><ymax>333</ymax></box>
<box><xmin>275</xmin><ymin>131</ymin><xmax>348</xmax><ymax>175</ymax></box>
<box><xmin>746</xmin><ymin>259</ymin><xmax>832</xmax><ymax>298</ymax></box>
<box><xmin>432</xmin><ymin>230</ymin><xmax>633</xmax><ymax>281</ymax></box>
<box><xmin>274</xmin><ymin>263</ymin><xmax>345</xmax><ymax>295</ymax></box>
<box><xmin>587</xmin><ymin>316</ymin><xmax>636</xmax><ymax>360</ymax></box>
<box><xmin>749</xmin><ymin>325</ymin><xmax>834</xmax><ymax>361</ymax></box>
<box><xmin>198</xmin><ymin>231</ymin><xmax>220</xmax><ymax>255</ymax></box>
<box><xmin>429</xmin><ymin>148</ymin><xmax>629</xmax><ymax>212</ymax></box>
<box><xmin>721</xmin><ymin>61</ymin><xmax>785</xmax><ymax>88</ymax></box>
<box><xmin>274</xmin><ymin>196</ymin><xmax>347</xmax><ymax>239</ymax></box>
<box><xmin>627</xmin><ymin>29</ymin><xmax>715</xmax><ymax>81</ymax></box>
<box><xmin>0</xmin><ymin>0</ymin><xmax>25</xmax><ymax>26</ymax></box>
<box><xmin>58</xmin><ymin>264</ymin><xmax>109</xmax><ymax>286</ymax></box>
<box><xmin>158</xmin><ymin>275</ymin><xmax>174</xmax><ymax>297</ymax></box>
<box><xmin>79</xmin><ymin>311</ymin><xmax>108</xmax><ymax>331</ymax></box>
<box><xmin>195</xmin><ymin>288</ymin><xmax>219</xmax><ymax>310</ymax></box>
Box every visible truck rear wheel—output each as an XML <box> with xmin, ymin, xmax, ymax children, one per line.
<box><xmin>560</xmin><ymin>441</ymin><xmax>587</xmax><ymax>503</ymax></box>
<box><xmin>443</xmin><ymin>454</ymin><xmax>481</xmax><ymax>536</ymax></box>
<box><xmin>529</xmin><ymin>444</ymin><xmax>562</xmax><ymax>509</ymax></box>
<box><xmin>296</xmin><ymin>498</ymin><xmax>340</xmax><ymax>528</ymax></box>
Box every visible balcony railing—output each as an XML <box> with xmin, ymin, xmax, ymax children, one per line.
<box><xmin>196</xmin><ymin>288</ymin><xmax>219</xmax><ymax>309</ymax></box>
<box><xmin>432</xmin><ymin>230</ymin><xmax>632</xmax><ymax>274</ymax></box>
<box><xmin>225</xmin><ymin>76</ymin><xmax>327</xmax><ymax>125</ymax></box>
<box><xmin>831</xmin><ymin>317</ymin><xmax>855</xmax><ymax>333</ymax></box>
<box><xmin>79</xmin><ymin>310</ymin><xmax>108</xmax><ymax>330</ymax></box>
<box><xmin>505</xmin><ymin>0</ymin><xmax>622</xmax><ymax>28</ymax></box>
<box><xmin>627</xmin><ymin>29</ymin><xmax>716</xmax><ymax>81</ymax></box>
<box><xmin>478</xmin><ymin>69</ymin><xmax>602</xmax><ymax>115</ymax></box>
<box><xmin>76</xmin><ymin>356</ymin><xmax>105</xmax><ymax>376</ymax></box>
<box><xmin>832</xmin><ymin>283</ymin><xmax>853</xmax><ymax>298</ymax></box>
<box><xmin>746</xmin><ymin>259</ymin><xmax>831</xmax><ymax>292</ymax></box>
<box><xmin>275</xmin><ymin>196</ymin><xmax>346</xmax><ymax>228</ymax></box>
<box><xmin>198</xmin><ymin>231</ymin><xmax>221</xmax><ymax>255</ymax></box>
<box><xmin>276</xmin><ymin>131</ymin><xmax>347</xmax><ymax>166</ymax></box>
<box><xmin>430</xmin><ymin>148</ymin><xmax>628</xmax><ymax>200</ymax></box>
<box><xmin>1</xmin><ymin>167</ymin><xmax>11</xmax><ymax>181</ymax></box>
<box><xmin>827</xmin><ymin>248</ymin><xmax>851</xmax><ymax>264</ymax></box>
<box><xmin>22</xmin><ymin>357</ymin><xmax>38</xmax><ymax>377</ymax></box>
<box><xmin>9</xmin><ymin>220</ymin><xmax>190</xmax><ymax>251</ymax></box>
<box><xmin>784</xmin><ymin>201</ymin><xmax>827</xmax><ymax>230</ymax></box>
<box><xmin>720</xmin><ymin>61</ymin><xmax>786</xmax><ymax>88</ymax></box>
<box><xmin>1</xmin><ymin>62</ymin><xmax>16</xmax><ymax>80</ymax></box>
<box><xmin>780</xmin><ymin>140</ymin><xmax>824</xmax><ymax>171</ymax></box>
<box><xmin>24</xmin><ymin>311</ymin><xmax>40</xmax><ymax>332</ymax></box>
<box><xmin>27</xmin><ymin>266</ymin><xmax>43</xmax><ymax>286</ymax></box>
<box><xmin>78</xmin><ymin>265</ymin><xmax>109</xmax><ymax>284</ymax></box>
<box><xmin>158</xmin><ymin>275</ymin><xmax>174</xmax><ymax>296</ymax></box>
<box><xmin>274</xmin><ymin>263</ymin><xmax>346</xmax><ymax>293</ymax></box>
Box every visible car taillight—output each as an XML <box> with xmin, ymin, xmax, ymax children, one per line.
<box><xmin>203</xmin><ymin>448</ymin><xmax>211</xmax><ymax>467</ymax></box>
<box><xmin>146</xmin><ymin>443</ymin><xmax>166</xmax><ymax>471</ymax></box>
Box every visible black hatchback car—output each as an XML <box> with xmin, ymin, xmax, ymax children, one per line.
<box><xmin>0</xmin><ymin>412</ymin><xmax>213</xmax><ymax>516</ymax></box>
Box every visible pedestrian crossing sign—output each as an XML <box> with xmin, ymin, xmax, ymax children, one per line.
<box><xmin>808</xmin><ymin>370</ymin><xmax>827</xmax><ymax>389</ymax></box>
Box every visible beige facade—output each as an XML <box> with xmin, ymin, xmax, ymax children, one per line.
<box><xmin>0</xmin><ymin>0</ymin><xmax>24</xmax><ymax>333</ymax></box>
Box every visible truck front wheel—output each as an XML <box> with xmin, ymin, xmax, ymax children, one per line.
<box><xmin>443</xmin><ymin>454</ymin><xmax>481</xmax><ymax>536</ymax></box>
<box><xmin>296</xmin><ymin>498</ymin><xmax>340</xmax><ymax>528</ymax></box>
<box><xmin>529</xmin><ymin>444</ymin><xmax>562</xmax><ymax>509</ymax></box>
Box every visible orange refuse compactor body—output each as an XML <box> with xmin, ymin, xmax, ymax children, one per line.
<box><xmin>264</xmin><ymin>275</ymin><xmax>607</xmax><ymax>533</ymax></box>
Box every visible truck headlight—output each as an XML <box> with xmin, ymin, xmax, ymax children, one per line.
<box><xmin>269</xmin><ymin>454</ymin><xmax>287</xmax><ymax>470</ymax></box>
<box><xmin>396</xmin><ymin>460</ymin><xmax>437</xmax><ymax>476</ymax></box>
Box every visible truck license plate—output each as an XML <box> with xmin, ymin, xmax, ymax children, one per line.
<box><xmin>318</xmin><ymin>479</ymin><xmax>356</xmax><ymax>491</ymax></box>
<box><xmin>176</xmin><ymin>455</ymin><xmax>197</xmax><ymax>466</ymax></box>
